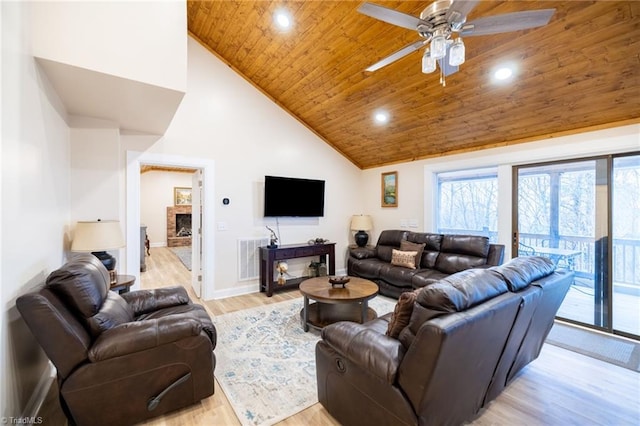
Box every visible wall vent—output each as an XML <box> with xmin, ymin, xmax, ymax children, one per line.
<box><xmin>238</xmin><ymin>237</ymin><xmax>268</xmax><ymax>281</ymax></box>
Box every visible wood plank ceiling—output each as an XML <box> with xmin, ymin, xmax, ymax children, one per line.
<box><xmin>187</xmin><ymin>1</ymin><xmax>640</xmax><ymax>169</ymax></box>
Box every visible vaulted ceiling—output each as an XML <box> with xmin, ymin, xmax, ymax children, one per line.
<box><xmin>187</xmin><ymin>1</ymin><xmax>639</xmax><ymax>169</ymax></box>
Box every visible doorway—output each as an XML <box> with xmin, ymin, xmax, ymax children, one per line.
<box><xmin>125</xmin><ymin>151</ymin><xmax>215</xmax><ymax>300</ymax></box>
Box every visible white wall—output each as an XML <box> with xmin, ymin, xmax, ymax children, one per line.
<box><xmin>141</xmin><ymin>170</ymin><xmax>194</xmax><ymax>245</ymax></box>
<box><xmin>359</xmin><ymin>164</ymin><xmax>426</xmax><ymax>242</ymax></box>
<box><xmin>30</xmin><ymin>1</ymin><xmax>187</xmax><ymax>136</ymax></box>
<box><xmin>123</xmin><ymin>37</ymin><xmax>364</xmax><ymax>298</ymax></box>
<box><xmin>30</xmin><ymin>0</ymin><xmax>186</xmax><ymax>92</ymax></box>
<box><xmin>68</xmin><ymin>126</ymin><xmax>126</xmax><ymax>268</ymax></box>
<box><xmin>70</xmin><ymin>127</ymin><xmax>121</xmax><ymax>222</ymax></box>
<box><xmin>1</xmin><ymin>0</ymin><xmax>72</xmax><ymax>418</ymax></box>
<box><xmin>361</xmin><ymin>124</ymin><xmax>640</xmax><ymax>253</ymax></box>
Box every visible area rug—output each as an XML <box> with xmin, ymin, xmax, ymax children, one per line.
<box><xmin>169</xmin><ymin>246</ymin><xmax>191</xmax><ymax>270</ymax></box>
<box><xmin>212</xmin><ymin>296</ymin><xmax>397</xmax><ymax>426</ymax></box>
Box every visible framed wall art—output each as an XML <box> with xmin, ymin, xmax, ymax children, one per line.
<box><xmin>174</xmin><ymin>187</ymin><xmax>192</xmax><ymax>206</ymax></box>
<box><xmin>381</xmin><ymin>171</ymin><xmax>398</xmax><ymax>207</ymax></box>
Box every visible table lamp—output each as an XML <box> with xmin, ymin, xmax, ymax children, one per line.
<box><xmin>71</xmin><ymin>220</ymin><xmax>125</xmax><ymax>272</ymax></box>
<box><xmin>350</xmin><ymin>215</ymin><xmax>373</xmax><ymax>247</ymax></box>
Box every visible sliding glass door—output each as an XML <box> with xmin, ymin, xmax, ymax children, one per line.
<box><xmin>612</xmin><ymin>155</ymin><xmax>640</xmax><ymax>336</ymax></box>
<box><xmin>514</xmin><ymin>153</ymin><xmax>639</xmax><ymax>339</ymax></box>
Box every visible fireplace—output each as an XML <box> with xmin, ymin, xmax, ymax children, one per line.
<box><xmin>176</xmin><ymin>214</ymin><xmax>192</xmax><ymax>237</ymax></box>
<box><xmin>167</xmin><ymin>206</ymin><xmax>192</xmax><ymax>247</ymax></box>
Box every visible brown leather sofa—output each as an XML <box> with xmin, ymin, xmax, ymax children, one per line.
<box><xmin>16</xmin><ymin>254</ymin><xmax>216</xmax><ymax>426</ymax></box>
<box><xmin>348</xmin><ymin>230</ymin><xmax>505</xmax><ymax>298</ymax></box>
<box><xmin>316</xmin><ymin>256</ymin><xmax>572</xmax><ymax>426</ymax></box>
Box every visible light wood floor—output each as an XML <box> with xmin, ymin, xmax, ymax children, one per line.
<box><xmin>45</xmin><ymin>247</ymin><xmax>640</xmax><ymax>425</ymax></box>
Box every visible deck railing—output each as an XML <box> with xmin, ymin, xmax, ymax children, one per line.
<box><xmin>518</xmin><ymin>234</ymin><xmax>639</xmax><ymax>287</ymax></box>
<box><xmin>437</xmin><ymin>228</ymin><xmax>639</xmax><ymax>287</ymax></box>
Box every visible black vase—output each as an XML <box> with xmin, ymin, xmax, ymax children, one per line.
<box><xmin>92</xmin><ymin>251</ymin><xmax>116</xmax><ymax>271</ymax></box>
<box><xmin>354</xmin><ymin>230</ymin><xmax>369</xmax><ymax>247</ymax></box>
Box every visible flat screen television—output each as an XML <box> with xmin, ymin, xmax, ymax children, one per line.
<box><xmin>264</xmin><ymin>175</ymin><xmax>325</xmax><ymax>217</ymax></box>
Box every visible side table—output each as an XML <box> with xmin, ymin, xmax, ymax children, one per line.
<box><xmin>110</xmin><ymin>274</ymin><xmax>135</xmax><ymax>294</ymax></box>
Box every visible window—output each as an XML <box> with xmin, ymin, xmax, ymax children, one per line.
<box><xmin>436</xmin><ymin>167</ymin><xmax>498</xmax><ymax>242</ymax></box>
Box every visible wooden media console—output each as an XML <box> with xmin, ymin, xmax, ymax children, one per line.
<box><xmin>259</xmin><ymin>242</ymin><xmax>336</xmax><ymax>297</ymax></box>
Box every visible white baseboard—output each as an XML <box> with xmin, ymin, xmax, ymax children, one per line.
<box><xmin>150</xmin><ymin>242</ymin><xmax>166</xmax><ymax>248</ymax></box>
<box><xmin>206</xmin><ymin>269</ymin><xmax>347</xmax><ymax>301</ymax></box>
<box><xmin>23</xmin><ymin>361</ymin><xmax>56</xmax><ymax>419</ymax></box>
<box><xmin>209</xmin><ymin>283</ymin><xmax>260</xmax><ymax>300</ymax></box>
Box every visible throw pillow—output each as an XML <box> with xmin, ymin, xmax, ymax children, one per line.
<box><xmin>400</xmin><ymin>240</ymin><xmax>426</xmax><ymax>268</ymax></box>
<box><xmin>386</xmin><ymin>290</ymin><xmax>418</xmax><ymax>338</ymax></box>
<box><xmin>391</xmin><ymin>249</ymin><xmax>419</xmax><ymax>269</ymax></box>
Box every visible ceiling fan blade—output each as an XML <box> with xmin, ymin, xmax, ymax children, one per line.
<box><xmin>461</xmin><ymin>9</ymin><xmax>555</xmax><ymax>37</ymax></box>
<box><xmin>446</xmin><ymin>0</ymin><xmax>480</xmax><ymax>26</ymax></box>
<box><xmin>365</xmin><ymin>39</ymin><xmax>427</xmax><ymax>72</ymax></box>
<box><xmin>358</xmin><ymin>2</ymin><xmax>427</xmax><ymax>31</ymax></box>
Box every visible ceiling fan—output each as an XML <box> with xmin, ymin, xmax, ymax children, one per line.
<box><xmin>358</xmin><ymin>0</ymin><xmax>555</xmax><ymax>84</ymax></box>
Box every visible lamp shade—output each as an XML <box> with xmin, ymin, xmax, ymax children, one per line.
<box><xmin>350</xmin><ymin>215</ymin><xmax>373</xmax><ymax>231</ymax></box>
<box><xmin>71</xmin><ymin>220</ymin><xmax>125</xmax><ymax>252</ymax></box>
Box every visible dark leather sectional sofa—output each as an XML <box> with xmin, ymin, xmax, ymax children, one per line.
<box><xmin>316</xmin><ymin>256</ymin><xmax>573</xmax><ymax>426</ymax></box>
<box><xmin>16</xmin><ymin>254</ymin><xmax>216</xmax><ymax>426</ymax></box>
<box><xmin>348</xmin><ymin>230</ymin><xmax>505</xmax><ymax>298</ymax></box>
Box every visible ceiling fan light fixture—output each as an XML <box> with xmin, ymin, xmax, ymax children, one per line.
<box><xmin>430</xmin><ymin>34</ymin><xmax>447</xmax><ymax>60</ymax></box>
<box><xmin>422</xmin><ymin>50</ymin><xmax>436</xmax><ymax>74</ymax></box>
<box><xmin>449</xmin><ymin>38</ymin><xmax>465</xmax><ymax>66</ymax></box>
<box><xmin>358</xmin><ymin>2</ymin><xmax>556</xmax><ymax>84</ymax></box>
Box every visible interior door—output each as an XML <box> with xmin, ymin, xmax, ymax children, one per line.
<box><xmin>191</xmin><ymin>170</ymin><xmax>203</xmax><ymax>298</ymax></box>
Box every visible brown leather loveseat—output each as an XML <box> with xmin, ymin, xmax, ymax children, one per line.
<box><xmin>348</xmin><ymin>230</ymin><xmax>505</xmax><ymax>298</ymax></box>
<box><xmin>316</xmin><ymin>256</ymin><xmax>573</xmax><ymax>426</ymax></box>
<box><xmin>16</xmin><ymin>254</ymin><xmax>216</xmax><ymax>426</ymax></box>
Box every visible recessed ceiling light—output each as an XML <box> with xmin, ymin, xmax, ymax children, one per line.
<box><xmin>491</xmin><ymin>63</ymin><xmax>517</xmax><ymax>84</ymax></box>
<box><xmin>374</xmin><ymin>112</ymin><xmax>389</xmax><ymax>124</ymax></box>
<box><xmin>494</xmin><ymin>67</ymin><xmax>513</xmax><ymax>80</ymax></box>
<box><xmin>274</xmin><ymin>11</ymin><xmax>291</xmax><ymax>29</ymax></box>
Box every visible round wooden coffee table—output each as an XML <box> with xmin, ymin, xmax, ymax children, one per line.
<box><xmin>299</xmin><ymin>276</ymin><xmax>379</xmax><ymax>332</ymax></box>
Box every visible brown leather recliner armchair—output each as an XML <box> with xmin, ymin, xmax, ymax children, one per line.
<box><xmin>16</xmin><ymin>254</ymin><xmax>216</xmax><ymax>426</ymax></box>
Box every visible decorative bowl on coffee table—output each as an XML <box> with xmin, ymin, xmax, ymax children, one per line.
<box><xmin>328</xmin><ymin>276</ymin><xmax>350</xmax><ymax>288</ymax></box>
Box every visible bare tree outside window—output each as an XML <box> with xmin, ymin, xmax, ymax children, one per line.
<box><xmin>517</xmin><ymin>155</ymin><xmax>639</xmax><ymax>338</ymax></box>
<box><xmin>437</xmin><ymin>168</ymin><xmax>498</xmax><ymax>242</ymax></box>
